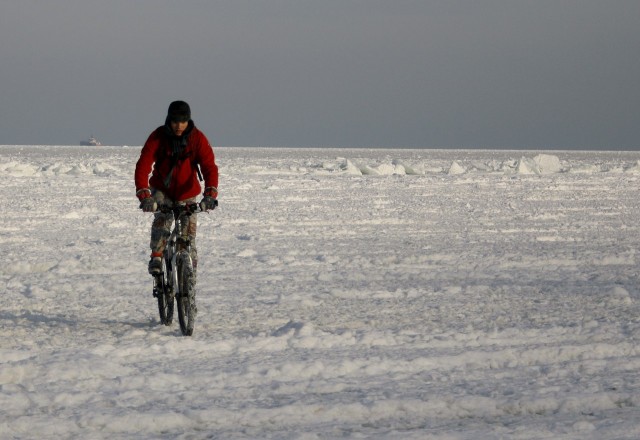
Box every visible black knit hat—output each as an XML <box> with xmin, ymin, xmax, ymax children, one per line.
<box><xmin>167</xmin><ymin>100</ymin><xmax>191</xmax><ymax>122</ymax></box>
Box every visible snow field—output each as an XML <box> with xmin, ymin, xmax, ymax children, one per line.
<box><xmin>1</xmin><ymin>145</ymin><xmax>640</xmax><ymax>439</ymax></box>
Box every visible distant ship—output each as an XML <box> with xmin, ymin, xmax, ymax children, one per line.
<box><xmin>80</xmin><ymin>135</ymin><xmax>102</xmax><ymax>146</ymax></box>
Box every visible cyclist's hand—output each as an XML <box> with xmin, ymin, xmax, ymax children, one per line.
<box><xmin>200</xmin><ymin>186</ymin><xmax>218</xmax><ymax>211</ymax></box>
<box><xmin>200</xmin><ymin>196</ymin><xmax>218</xmax><ymax>211</ymax></box>
<box><xmin>140</xmin><ymin>198</ymin><xmax>157</xmax><ymax>212</ymax></box>
<box><xmin>137</xmin><ymin>189</ymin><xmax>157</xmax><ymax>212</ymax></box>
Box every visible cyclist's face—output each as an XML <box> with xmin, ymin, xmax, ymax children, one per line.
<box><xmin>170</xmin><ymin>120</ymin><xmax>188</xmax><ymax>136</ymax></box>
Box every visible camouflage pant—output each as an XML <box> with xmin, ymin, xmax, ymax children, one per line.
<box><xmin>150</xmin><ymin>190</ymin><xmax>198</xmax><ymax>275</ymax></box>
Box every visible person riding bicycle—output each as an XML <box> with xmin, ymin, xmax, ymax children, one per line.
<box><xmin>135</xmin><ymin>100</ymin><xmax>218</xmax><ymax>278</ymax></box>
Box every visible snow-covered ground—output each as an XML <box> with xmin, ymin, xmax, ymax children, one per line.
<box><xmin>1</xmin><ymin>145</ymin><xmax>640</xmax><ymax>439</ymax></box>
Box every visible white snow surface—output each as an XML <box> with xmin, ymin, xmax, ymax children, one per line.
<box><xmin>1</xmin><ymin>145</ymin><xmax>640</xmax><ymax>439</ymax></box>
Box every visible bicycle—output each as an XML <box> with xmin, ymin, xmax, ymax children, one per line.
<box><xmin>152</xmin><ymin>203</ymin><xmax>202</xmax><ymax>336</ymax></box>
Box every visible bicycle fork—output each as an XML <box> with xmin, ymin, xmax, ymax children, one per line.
<box><xmin>172</xmin><ymin>225</ymin><xmax>194</xmax><ymax>297</ymax></box>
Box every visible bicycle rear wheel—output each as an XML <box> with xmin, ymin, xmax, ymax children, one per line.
<box><xmin>153</xmin><ymin>255</ymin><xmax>174</xmax><ymax>325</ymax></box>
<box><xmin>176</xmin><ymin>255</ymin><xmax>196</xmax><ymax>336</ymax></box>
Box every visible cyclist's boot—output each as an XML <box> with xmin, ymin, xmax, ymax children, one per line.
<box><xmin>148</xmin><ymin>253</ymin><xmax>163</xmax><ymax>275</ymax></box>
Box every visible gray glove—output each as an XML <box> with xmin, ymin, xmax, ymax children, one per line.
<box><xmin>200</xmin><ymin>196</ymin><xmax>218</xmax><ymax>211</ymax></box>
<box><xmin>139</xmin><ymin>197</ymin><xmax>157</xmax><ymax>212</ymax></box>
<box><xmin>200</xmin><ymin>186</ymin><xmax>218</xmax><ymax>212</ymax></box>
<box><xmin>137</xmin><ymin>189</ymin><xmax>157</xmax><ymax>212</ymax></box>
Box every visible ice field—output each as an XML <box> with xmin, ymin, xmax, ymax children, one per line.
<box><xmin>1</xmin><ymin>145</ymin><xmax>640</xmax><ymax>439</ymax></box>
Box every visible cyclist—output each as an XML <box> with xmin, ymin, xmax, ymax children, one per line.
<box><xmin>135</xmin><ymin>100</ymin><xmax>219</xmax><ymax>279</ymax></box>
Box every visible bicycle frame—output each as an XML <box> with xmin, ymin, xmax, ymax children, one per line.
<box><xmin>162</xmin><ymin>203</ymin><xmax>200</xmax><ymax>298</ymax></box>
<box><xmin>168</xmin><ymin>232</ymin><xmax>193</xmax><ymax>300</ymax></box>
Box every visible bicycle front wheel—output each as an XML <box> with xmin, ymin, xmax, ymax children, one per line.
<box><xmin>176</xmin><ymin>255</ymin><xmax>196</xmax><ymax>336</ymax></box>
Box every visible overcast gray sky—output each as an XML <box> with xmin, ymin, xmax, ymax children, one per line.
<box><xmin>1</xmin><ymin>0</ymin><xmax>638</xmax><ymax>149</ymax></box>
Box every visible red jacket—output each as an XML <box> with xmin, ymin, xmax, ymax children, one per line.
<box><xmin>135</xmin><ymin>124</ymin><xmax>218</xmax><ymax>201</ymax></box>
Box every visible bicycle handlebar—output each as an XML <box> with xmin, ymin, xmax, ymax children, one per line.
<box><xmin>157</xmin><ymin>203</ymin><xmax>203</xmax><ymax>215</ymax></box>
<box><xmin>141</xmin><ymin>200</ymin><xmax>217</xmax><ymax>214</ymax></box>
